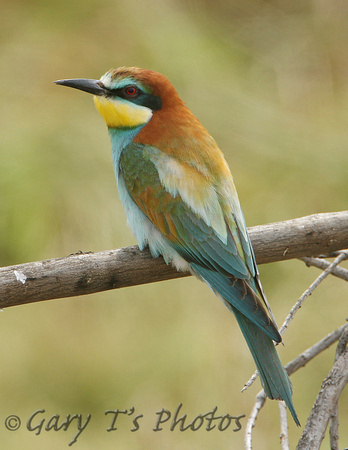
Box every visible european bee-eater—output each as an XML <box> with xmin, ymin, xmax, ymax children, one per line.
<box><xmin>55</xmin><ymin>67</ymin><xmax>299</xmax><ymax>425</ymax></box>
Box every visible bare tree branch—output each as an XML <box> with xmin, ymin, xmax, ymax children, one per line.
<box><xmin>245</xmin><ymin>390</ymin><xmax>267</xmax><ymax>450</ymax></box>
<box><xmin>296</xmin><ymin>330</ymin><xmax>348</xmax><ymax>449</ymax></box>
<box><xmin>0</xmin><ymin>211</ymin><xmax>347</xmax><ymax>309</ymax></box>
<box><xmin>279</xmin><ymin>251</ymin><xmax>348</xmax><ymax>335</ymax></box>
<box><xmin>329</xmin><ymin>405</ymin><xmax>339</xmax><ymax>450</ymax></box>
<box><xmin>329</xmin><ymin>325</ymin><xmax>348</xmax><ymax>450</ymax></box>
<box><xmin>279</xmin><ymin>401</ymin><xmax>290</xmax><ymax>450</ymax></box>
<box><xmin>300</xmin><ymin>256</ymin><xmax>348</xmax><ymax>281</ymax></box>
<box><xmin>247</xmin><ymin>211</ymin><xmax>348</xmax><ymax>263</ymax></box>
<box><xmin>285</xmin><ymin>324</ymin><xmax>348</xmax><ymax>375</ymax></box>
<box><xmin>241</xmin><ymin>371</ymin><xmax>259</xmax><ymax>394</ymax></box>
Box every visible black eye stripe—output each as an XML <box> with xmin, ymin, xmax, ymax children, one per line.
<box><xmin>107</xmin><ymin>86</ymin><xmax>162</xmax><ymax>111</ymax></box>
<box><xmin>107</xmin><ymin>86</ymin><xmax>140</xmax><ymax>100</ymax></box>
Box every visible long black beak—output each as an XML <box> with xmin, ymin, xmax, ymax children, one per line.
<box><xmin>54</xmin><ymin>78</ymin><xmax>107</xmax><ymax>96</ymax></box>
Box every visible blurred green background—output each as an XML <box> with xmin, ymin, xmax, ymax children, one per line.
<box><xmin>1</xmin><ymin>0</ymin><xmax>347</xmax><ymax>448</ymax></box>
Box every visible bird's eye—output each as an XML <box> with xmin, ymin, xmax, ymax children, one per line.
<box><xmin>124</xmin><ymin>86</ymin><xmax>138</xmax><ymax>97</ymax></box>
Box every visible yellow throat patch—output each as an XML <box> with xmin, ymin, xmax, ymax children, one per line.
<box><xmin>93</xmin><ymin>96</ymin><xmax>153</xmax><ymax>128</ymax></box>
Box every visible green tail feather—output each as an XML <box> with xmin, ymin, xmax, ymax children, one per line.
<box><xmin>233</xmin><ymin>308</ymin><xmax>300</xmax><ymax>426</ymax></box>
<box><xmin>190</xmin><ymin>263</ymin><xmax>300</xmax><ymax>425</ymax></box>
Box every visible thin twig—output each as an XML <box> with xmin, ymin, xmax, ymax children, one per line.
<box><xmin>244</xmin><ymin>390</ymin><xmax>267</xmax><ymax>450</ymax></box>
<box><xmin>280</xmin><ymin>251</ymin><xmax>348</xmax><ymax>335</ymax></box>
<box><xmin>300</xmin><ymin>256</ymin><xmax>348</xmax><ymax>281</ymax></box>
<box><xmin>241</xmin><ymin>371</ymin><xmax>258</xmax><ymax>394</ymax></box>
<box><xmin>285</xmin><ymin>323</ymin><xmax>348</xmax><ymax>375</ymax></box>
<box><xmin>279</xmin><ymin>401</ymin><xmax>289</xmax><ymax>450</ymax></box>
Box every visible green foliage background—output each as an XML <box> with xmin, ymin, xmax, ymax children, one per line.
<box><xmin>1</xmin><ymin>0</ymin><xmax>347</xmax><ymax>448</ymax></box>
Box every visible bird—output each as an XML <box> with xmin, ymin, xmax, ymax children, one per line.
<box><xmin>55</xmin><ymin>67</ymin><xmax>299</xmax><ymax>425</ymax></box>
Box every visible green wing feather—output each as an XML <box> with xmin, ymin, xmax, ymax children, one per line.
<box><xmin>121</xmin><ymin>143</ymin><xmax>279</xmax><ymax>339</ymax></box>
<box><xmin>120</xmin><ymin>142</ymin><xmax>299</xmax><ymax>426</ymax></box>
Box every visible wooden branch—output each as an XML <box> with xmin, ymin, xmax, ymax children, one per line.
<box><xmin>285</xmin><ymin>324</ymin><xmax>348</xmax><ymax>376</ymax></box>
<box><xmin>0</xmin><ymin>211</ymin><xmax>347</xmax><ymax>309</ymax></box>
<box><xmin>245</xmin><ymin>390</ymin><xmax>267</xmax><ymax>450</ymax></box>
<box><xmin>280</xmin><ymin>251</ymin><xmax>348</xmax><ymax>335</ymax></box>
<box><xmin>296</xmin><ymin>328</ymin><xmax>348</xmax><ymax>449</ymax></box>
<box><xmin>279</xmin><ymin>401</ymin><xmax>290</xmax><ymax>450</ymax></box>
<box><xmin>300</xmin><ymin>256</ymin><xmax>348</xmax><ymax>281</ymax></box>
<box><xmin>329</xmin><ymin>324</ymin><xmax>348</xmax><ymax>449</ymax></box>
